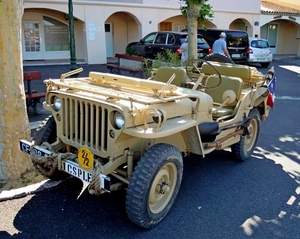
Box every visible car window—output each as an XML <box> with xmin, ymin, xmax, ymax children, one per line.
<box><xmin>197</xmin><ymin>37</ymin><xmax>208</xmax><ymax>44</ymax></box>
<box><xmin>251</xmin><ymin>40</ymin><xmax>269</xmax><ymax>48</ymax></box>
<box><xmin>179</xmin><ymin>34</ymin><xmax>209</xmax><ymax>46</ymax></box>
<box><xmin>154</xmin><ymin>33</ymin><xmax>167</xmax><ymax>44</ymax></box>
<box><xmin>167</xmin><ymin>34</ymin><xmax>176</xmax><ymax>45</ymax></box>
<box><xmin>143</xmin><ymin>33</ymin><xmax>157</xmax><ymax>44</ymax></box>
<box><xmin>227</xmin><ymin>31</ymin><xmax>248</xmax><ymax>48</ymax></box>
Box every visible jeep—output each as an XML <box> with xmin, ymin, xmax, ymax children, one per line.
<box><xmin>20</xmin><ymin>59</ymin><xmax>275</xmax><ymax>228</ymax></box>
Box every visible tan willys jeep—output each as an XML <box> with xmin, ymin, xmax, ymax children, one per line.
<box><xmin>20</xmin><ymin>59</ymin><xmax>275</xmax><ymax>228</ymax></box>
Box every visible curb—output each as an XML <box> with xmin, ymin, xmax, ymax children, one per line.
<box><xmin>0</xmin><ymin>179</ymin><xmax>65</xmax><ymax>202</ymax></box>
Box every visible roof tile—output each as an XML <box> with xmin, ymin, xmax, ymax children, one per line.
<box><xmin>261</xmin><ymin>1</ymin><xmax>300</xmax><ymax>15</ymax></box>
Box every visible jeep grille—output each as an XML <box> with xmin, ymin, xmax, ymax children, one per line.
<box><xmin>60</xmin><ymin>97</ymin><xmax>110</xmax><ymax>153</ymax></box>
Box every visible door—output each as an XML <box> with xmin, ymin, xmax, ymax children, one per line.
<box><xmin>23</xmin><ymin>22</ymin><xmax>44</xmax><ymax>60</ymax></box>
<box><xmin>261</xmin><ymin>23</ymin><xmax>278</xmax><ymax>54</ymax></box>
<box><xmin>268</xmin><ymin>23</ymin><xmax>278</xmax><ymax>54</ymax></box>
<box><xmin>105</xmin><ymin>23</ymin><xmax>113</xmax><ymax>57</ymax></box>
<box><xmin>160</xmin><ymin>22</ymin><xmax>172</xmax><ymax>31</ymax></box>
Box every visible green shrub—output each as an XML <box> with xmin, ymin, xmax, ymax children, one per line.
<box><xmin>143</xmin><ymin>50</ymin><xmax>182</xmax><ymax>78</ymax></box>
<box><xmin>126</xmin><ymin>48</ymin><xmax>138</xmax><ymax>56</ymax></box>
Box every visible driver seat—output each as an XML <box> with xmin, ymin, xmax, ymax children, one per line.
<box><xmin>204</xmin><ymin>75</ymin><xmax>244</xmax><ymax>119</ymax></box>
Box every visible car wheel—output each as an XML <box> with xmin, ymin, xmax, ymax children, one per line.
<box><xmin>231</xmin><ymin>108</ymin><xmax>261</xmax><ymax>161</ymax></box>
<box><xmin>32</xmin><ymin>115</ymin><xmax>67</xmax><ymax>180</ymax></box>
<box><xmin>126</xmin><ymin>143</ymin><xmax>183</xmax><ymax>228</ymax></box>
<box><xmin>261</xmin><ymin>62</ymin><xmax>270</xmax><ymax>68</ymax></box>
<box><xmin>203</xmin><ymin>53</ymin><xmax>235</xmax><ymax>64</ymax></box>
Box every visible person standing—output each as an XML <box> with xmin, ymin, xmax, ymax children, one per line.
<box><xmin>212</xmin><ymin>32</ymin><xmax>231</xmax><ymax>58</ymax></box>
<box><xmin>180</xmin><ymin>36</ymin><xmax>189</xmax><ymax>63</ymax></box>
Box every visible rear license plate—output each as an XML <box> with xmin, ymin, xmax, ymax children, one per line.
<box><xmin>63</xmin><ymin>160</ymin><xmax>92</xmax><ymax>183</ymax></box>
<box><xmin>20</xmin><ymin>140</ymin><xmax>51</xmax><ymax>157</ymax></box>
<box><xmin>232</xmin><ymin>54</ymin><xmax>240</xmax><ymax>58</ymax></box>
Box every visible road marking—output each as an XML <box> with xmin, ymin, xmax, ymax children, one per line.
<box><xmin>30</xmin><ymin>121</ymin><xmax>43</xmax><ymax>130</ymax></box>
<box><xmin>276</xmin><ymin>96</ymin><xmax>300</xmax><ymax>101</ymax></box>
<box><xmin>279</xmin><ymin>65</ymin><xmax>300</xmax><ymax>74</ymax></box>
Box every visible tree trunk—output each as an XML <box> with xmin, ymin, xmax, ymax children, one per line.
<box><xmin>187</xmin><ymin>2</ymin><xmax>201</xmax><ymax>60</ymax></box>
<box><xmin>0</xmin><ymin>0</ymin><xmax>33</xmax><ymax>183</ymax></box>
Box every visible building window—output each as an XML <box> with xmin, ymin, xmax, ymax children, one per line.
<box><xmin>43</xmin><ymin>16</ymin><xmax>69</xmax><ymax>51</ymax></box>
<box><xmin>174</xmin><ymin>25</ymin><xmax>186</xmax><ymax>32</ymax></box>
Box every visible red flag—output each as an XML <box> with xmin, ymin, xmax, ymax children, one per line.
<box><xmin>267</xmin><ymin>76</ymin><xmax>276</xmax><ymax>108</ymax></box>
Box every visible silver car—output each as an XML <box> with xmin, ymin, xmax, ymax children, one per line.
<box><xmin>247</xmin><ymin>38</ymin><xmax>273</xmax><ymax>68</ymax></box>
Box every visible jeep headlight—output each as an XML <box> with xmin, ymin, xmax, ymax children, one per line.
<box><xmin>114</xmin><ymin>111</ymin><xmax>125</xmax><ymax>129</ymax></box>
<box><xmin>53</xmin><ymin>97</ymin><xmax>61</xmax><ymax>111</ymax></box>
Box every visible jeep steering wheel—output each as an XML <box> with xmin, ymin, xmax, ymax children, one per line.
<box><xmin>185</xmin><ymin>58</ymin><xmax>222</xmax><ymax>89</ymax></box>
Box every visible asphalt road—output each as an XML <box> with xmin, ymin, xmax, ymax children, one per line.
<box><xmin>1</xmin><ymin>59</ymin><xmax>300</xmax><ymax>238</ymax></box>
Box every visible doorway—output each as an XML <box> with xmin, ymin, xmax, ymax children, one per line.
<box><xmin>105</xmin><ymin>23</ymin><xmax>113</xmax><ymax>57</ymax></box>
<box><xmin>261</xmin><ymin>23</ymin><xmax>279</xmax><ymax>54</ymax></box>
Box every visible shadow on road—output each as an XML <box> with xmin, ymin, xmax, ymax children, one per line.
<box><xmin>0</xmin><ymin>148</ymin><xmax>299</xmax><ymax>238</ymax></box>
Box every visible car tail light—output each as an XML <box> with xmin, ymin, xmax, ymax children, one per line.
<box><xmin>208</xmin><ymin>48</ymin><xmax>212</xmax><ymax>54</ymax></box>
<box><xmin>175</xmin><ymin>48</ymin><xmax>180</xmax><ymax>54</ymax></box>
<box><xmin>248</xmin><ymin>47</ymin><xmax>253</xmax><ymax>54</ymax></box>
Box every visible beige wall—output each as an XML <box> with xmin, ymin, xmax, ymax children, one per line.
<box><xmin>24</xmin><ymin>0</ymin><xmax>300</xmax><ymax>63</ymax></box>
<box><xmin>276</xmin><ymin>20</ymin><xmax>299</xmax><ymax>54</ymax></box>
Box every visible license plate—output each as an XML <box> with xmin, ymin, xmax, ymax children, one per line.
<box><xmin>232</xmin><ymin>54</ymin><xmax>240</xmax><ymax>58</ymax></box>
<box><xmin>20</xmin><ymin>140</ymin><xmax>110</xmax><ymax>190</ymax></box>
<box><xmin>62</xmin><ymin>161</ymin><xmax>110</xmax><ymax>190</ymax></box>
<box><xmin>63</xmin><ymin>160</ymin><xmax>92</xmax><ymax>183</ymax></box>
<box><xmin>20</xmin><ymin>140</ymin><xmax>51</xmax><ymax>157</ymax></box>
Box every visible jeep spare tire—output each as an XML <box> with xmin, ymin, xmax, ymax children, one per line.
<box><xmin>203</xmin><ymin>53</ymin><xmax>235</xmax><ymax>64</ymax></box>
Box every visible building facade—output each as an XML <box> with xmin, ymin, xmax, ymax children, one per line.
<box><xmin>22</xmin><ymin>0</ymin><xmax>300</xmax><ymax>64</ymax></box>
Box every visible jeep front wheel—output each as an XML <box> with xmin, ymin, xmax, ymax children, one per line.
<box><xmin>32</xmin><ymin>115</ymin><xmax>67</xmax><ymax>180</ymax></box>
<box><xmin>231</xmin><ymin>108</ymin><xmax>261</xmax><ymax>161</ymax></box>
<box><xmin>126</xmin><ymin>143</ymin><xmax>183</xmax><ymax>228</ymax></box>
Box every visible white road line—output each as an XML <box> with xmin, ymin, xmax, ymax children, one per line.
<box><xmin>30</xmin><ymin>121</ymin><xmax>43</xmax><ymax>130</ymax></box>
<box><xmin>279</xmin><ymin>65</ymin><xmax>300</xmax><ymax>74</ymax></box>
<box><xmin>276</xmin><ymin>96</ymin><xmax>300</xmax><ymax>101</ymax></box>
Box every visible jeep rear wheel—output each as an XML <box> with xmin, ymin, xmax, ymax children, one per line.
<box><xmin>32</xmin><ymin>115</ymin><xmax>67</xmax><ymax>180</ymax></box>
<box><xmin>231</xmin><ymin>108</ymin><xmax>261</xmax><ymax>161</ymax></box>
<box><xmin>126</xmin><ymin>143</ymin><xmax>183</xmax><ymax>228</ymax></box>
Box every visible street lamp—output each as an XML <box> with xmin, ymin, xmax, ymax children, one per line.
<box><xmin>68</xmin><ymin>0</ymin><xmax>78</xmax><ymax>74</ymax></box>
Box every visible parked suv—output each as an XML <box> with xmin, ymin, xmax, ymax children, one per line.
<box><xmin>247</xmin><ymin>38</ymin><xmax>273</xmax><ymax>68</ymax></box>
<box><xmin>125</xmin><ymin>31</ymin><xmax>211</xmax><ymax>59</ymax></box>
<box><xmin>183</xmin><ymin>29</ymin><xmax>249</xmax><ymax>63</ymax></box>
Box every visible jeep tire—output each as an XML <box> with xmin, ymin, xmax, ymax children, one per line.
<box><xmin>231</xmin><ymin>108</ymin><xmax>261</xmax><ymax>161</ymax></box>
<box><xmin>32</xmin><ymin>115</ymin><xmax>67</xmax><ymax>179</ymax></box>
<box><xmin>126</xmin><ymin>143</ymin><xmax>183</xmax><ymax>228</ymax></box>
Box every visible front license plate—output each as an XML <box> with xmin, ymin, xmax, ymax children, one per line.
<box><xmin>20</xmin><ymin>140</ymin><xmax>51</xmax><ymax>157</ymax></box>
<box><xmin>63</xmin><ymin>160</ymin><xmax>92</xmax><ymax>184</ymax></box>
<box><xmin>232</xmin><ymin>54</ymin><xmax>240</xmax><ymax>58</ymax></box>
<box><xmin>62</xmin><ymin>160</ymin><xmax>110</xmax><ymax>191</ymax></box>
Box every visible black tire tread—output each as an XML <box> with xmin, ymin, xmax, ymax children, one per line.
<box><xmin>33</xmin><ymin>115</ymin><xmax>57</xmax><ymax>145</ymax></box>
<box><xmin>32</xmin><ymin>115</ymin><xmax>66</xmax><ymax>180</ymax></box>
<box><xmin>126</xmin><ymin>143</ymin><xmax>183</xmax><ymax>228</ymax></box>
<box><xmin>231</xmin><ymin>108</ymin><xmax>261</xmax><ymax>161</ymax></box>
